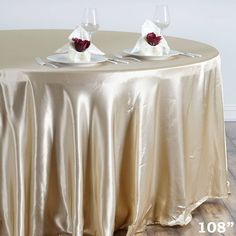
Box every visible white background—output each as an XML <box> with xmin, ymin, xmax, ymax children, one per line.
<box><xmin>1</xmin><ymin>0</ymin><xmax>236</xmax><ymax>118</ymax></box>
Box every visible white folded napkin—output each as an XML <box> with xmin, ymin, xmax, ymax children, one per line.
<box><xmin>56</xmin><ymin>26</ymin><xmax>104</xmax><ymax>62</ymax></box>
<box><xmin>131</xmin><ymin>19</ymin><xmax>170</xmax><ymax>56</ymax></box>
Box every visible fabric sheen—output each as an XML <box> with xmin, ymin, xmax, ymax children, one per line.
<box><xmin>0</xmin><ymin>30</ymin><xmax>229</xmax><ymax>236</ymax></box>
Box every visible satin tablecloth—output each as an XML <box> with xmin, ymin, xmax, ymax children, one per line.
<box><xmin>0</xmin><ymin>30</ymin><xmax>229</xmax><ymax>236</ymax></box>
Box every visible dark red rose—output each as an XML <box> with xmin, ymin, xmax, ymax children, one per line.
<box><xmin>146</xmin><ymin>32</ymin><xmax>162</xmax><ymax>46</ymax></box>
<box><xmin>72</xmin><ymin>38</ymin><xmax>91</xmax><ymax>52</ymax></box>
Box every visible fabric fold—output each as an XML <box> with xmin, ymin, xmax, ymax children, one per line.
<box><xmin>0</xmin><ymin>55</ymin><xmax>229</xmax><ymax>235</ymax></box>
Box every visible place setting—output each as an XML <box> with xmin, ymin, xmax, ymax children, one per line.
<box><xmin>35</xmin><ymin>9</ymin><xmax>106</xmax><ymax>68</ymax></box>
<box><xmin>46</xmin><ymin>25</ymin><xmax>108</xmax><ymax>67</ymax></box>
<box><xmin>35</xmin><ymin>8</ymin><xmax>133</xmax><ymax>69</ymax></box>
<box><xmin>121</xmin><ymin>5</ymin><xmax>202</xmax><ymax>61</ymax></box>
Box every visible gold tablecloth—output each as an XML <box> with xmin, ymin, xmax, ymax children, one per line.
<box><xmin>0</xmin><ymin>30</ymin><xmax>229</xmax><ymax>236</ymax></box>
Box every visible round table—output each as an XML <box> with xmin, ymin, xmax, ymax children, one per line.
<box><xmin>0</xmin><ymin>30</ymin><xmax>229</xmax><ymax>236</ymax></box>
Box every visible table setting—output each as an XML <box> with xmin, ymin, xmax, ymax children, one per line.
<box><xmin>0</xmin><ymin>5</ymin><xmax>229</xmax><ymax>236</ymax></box>
<box><xmin>33</xmin><ymin>7</ymin><xmax>202</xmax><ymax>70</ymax></box>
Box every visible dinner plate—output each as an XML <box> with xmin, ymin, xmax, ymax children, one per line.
<box><xmin>123</xmin><ymin>49</ymin><xmax>180</xmax><ymax>60</ymax></box>
<box><xmin>47</xmin><ymin>54</ymin><xmax>108</xmax><ymax>66</ymax></box>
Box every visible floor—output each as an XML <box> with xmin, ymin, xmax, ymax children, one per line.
<box><xmin>115</xmin><ymin>122</ymin><xmax>236</xmax><ymax>236</ymax></box>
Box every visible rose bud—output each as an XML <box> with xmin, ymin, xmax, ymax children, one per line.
<box><xmin>146</xmin><ymin>32</ymin><xmax>162</xmax><ymax>46</ymax></box>
<box><xmin>72</xmin><ymin>38</ymin><xmax>91</xmax><ymax>52</ymax></box>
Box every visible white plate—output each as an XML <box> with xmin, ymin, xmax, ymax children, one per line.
<box><xmin>47</xmin><ymin>54</ymin><xmax>108</xmax><ymax>66</ymax></box>
<box><xmin>123</xmin><ymin>49</ymin><xmax>180</xmax><ymax>60</ymax></box>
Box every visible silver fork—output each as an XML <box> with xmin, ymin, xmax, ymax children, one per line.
<box><xmin>35</xmin><ymin>57</ymin><xmax>59</xmax><ymax>68</ymax></box>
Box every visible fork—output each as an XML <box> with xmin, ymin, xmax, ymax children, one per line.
<box><xmin>35</xmin><ymin>57</ymin><xmax>59</xmax><ymax>68</ymax></box>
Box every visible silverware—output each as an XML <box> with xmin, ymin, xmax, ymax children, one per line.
<box><xmin>115</xmin><ymin>54</ymin><xmax>142</xmax><ymax>62</ymax></box>
<box><xmin>177</xmin><ymin>51</ymin><xmax>202</xmax><ymax>58</ymax></box>
<box><xmin>107</xmin><ymin>59</ymin><xmax>118</xmax><ymax>65</ymax></box>
<box><xmin>107</xmin><ymin>57</ymin><xmax>130</xmax><ymax>64</ymax></box>
<box><xmin>35</xmin><ymin>57</ymin><xmax>59</xmax><ymax>68</ymax></box>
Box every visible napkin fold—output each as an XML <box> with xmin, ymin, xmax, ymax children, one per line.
<box><xmin>56</xmin><ymin>26</ymin><xmax>104</xmax><ymax>62</ymax></box>
<box><xmin>131</xmin><ymin>20</ymin><xmax>170</xmax><ymax>56</ymax></box>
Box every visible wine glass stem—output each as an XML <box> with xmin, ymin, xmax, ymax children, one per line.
<box><xmin>88</xmin><ymin>32</ymin><xmax>92</xmax><ymax>40</ymax></box>
<box><xmin>160</xmin><ymin>28</ymin><xmax>166</xmax><ymax>35</ymax></box>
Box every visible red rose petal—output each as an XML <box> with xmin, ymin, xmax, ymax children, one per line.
<box><xmin>72</xmin><ymin>38</ymin><xmax>91</xmax><ymax>52</ymax></box>
<box><xmin>146</xmin><ymin>32</ymin><xmax>162</xmax><ymax>46</ymax></box>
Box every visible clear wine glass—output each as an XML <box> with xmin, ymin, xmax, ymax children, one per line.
<box><xmin>81</xmin><ymin>8</ymin><xmax>99</xmax><ymax>39</ymax></box>
<box><xmin>153</xmin><ymin>5</ymin><xmax>170</xmax><ymax>32</ymax></box>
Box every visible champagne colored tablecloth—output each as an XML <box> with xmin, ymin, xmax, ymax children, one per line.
<box><xmin>0</xmin><ymin>30</ymin><xmax>229</xmax><ymax>236</ymax></box>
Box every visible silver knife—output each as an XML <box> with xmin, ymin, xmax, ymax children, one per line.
<box><xmin>177</xmin><ymin>51</ymin><xmax>202</xmax><ymax>58</ymax></box>
<box><xmin>107</xmin><ymin>57</ymin><xmax>130</xmax><ymax>64</ymax></box>
<box><xmin>115</xmin><ymin>54</ymin><xmax>142</xmax><ymax>62</ymax></box>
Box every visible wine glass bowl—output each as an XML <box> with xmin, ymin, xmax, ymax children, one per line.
<box><xmin>81</xmin><ymin>8</ymin><xmax>99</xmax><ymax>39</ymax></box>
<box><xmin>153</xmin><ymin>5</ymin><xmax>170</xmax><ymax>31</ymax></box>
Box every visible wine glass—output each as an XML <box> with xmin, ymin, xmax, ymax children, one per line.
<box><xmin>81</xmin><ymin>8</ymin><xmax>99</xmax><ymax>39</ymax></box>
<box><xmin>153</xmin><ymin>5</ymin><xmax>170</xmax><ymax>32</ymax></box>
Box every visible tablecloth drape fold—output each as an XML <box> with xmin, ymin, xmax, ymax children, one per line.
<box><xmin>0</xmin><ymin>56</ymin><xmax>229</xmax><ymax>236</ymax></box>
